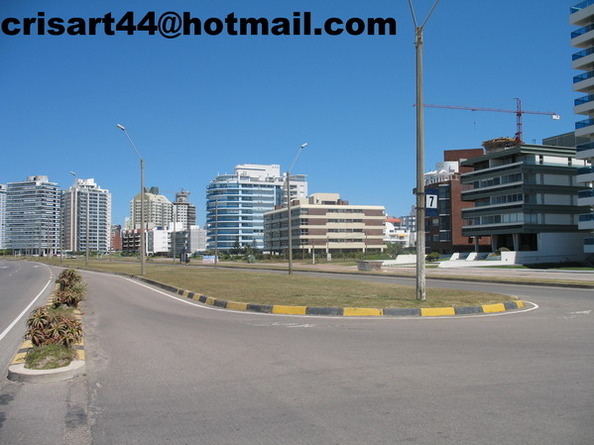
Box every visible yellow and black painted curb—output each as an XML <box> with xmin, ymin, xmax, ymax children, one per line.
<box><xmin>136</xmin><ymin>276</ymin><xmax>526</xmax><ymax>317</ymax></box>
<box><xmin>9</xmin><ymin>286</ymin><xmax>85</xmax><ymax>368</ymax></box>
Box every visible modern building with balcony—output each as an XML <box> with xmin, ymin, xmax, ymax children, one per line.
<box><xmin>460</xmin><ymin>139</ymin><xmax>588</xmax><ymax>263</ymax></box>
<box><xmin>571</xmin><ymin>0</ymin><xmax>594</xmax><ymax>255</ymax></box>
<box><xmin>5</xmin><ymin>176</ymin><xmax>61</xmax><ymax>256</ymax></box>
<box><xmin>206</xmin><ymin>164</ymin><xmax>307</xmax><ymax>252</ymax></box>
<box><xmin>264</xmin><ymin>193</ymin><xmax>386</xmax><ymax>257</ymax></box>
<box><xmin>62</xmin><ymin>178</ymin><xmax>112</xmax><ymax>254</ymax></box>
<box><xmin>172</xmin><ymin>190</ymin><xmax>196</xmax><ymax>229</ymax></box>
<box><xmin>127</xmin><ymin>186</ymin><xmax>173</xmax><ymax>230</ymax></box>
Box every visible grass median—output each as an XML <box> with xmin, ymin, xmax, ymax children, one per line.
<box><xmin>36</xmin><ymin>259</ymin><xmax>514</xmax><ymax>308</ymax></box>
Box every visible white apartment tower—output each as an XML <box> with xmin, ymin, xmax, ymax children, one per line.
<box><xmin>173</xmin><ymin>190</ymin><xmax>196</xmax><ymax>230</ymax></box>
<box><xmin>6</xmin><ymin>176</ymin><xmax>61</xmax><ymax>255</ymax></box>
<box><xmin>62</xmin><ymin>178</ymin><xmax>112</xmax><ymax>254</ymax></box>
<box><xmin>571</xmin><ymin>1</ymin><xmax>594</xmax><ymax>255</ymax></box>
<box><xmin>128</xmin><ymin>186</ymin><xmax>173</xmax><ymax>230</ymax></box>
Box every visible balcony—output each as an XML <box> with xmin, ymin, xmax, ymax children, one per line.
<box><xmin>577</xmin><ymin>141</ymin><xmax>594</xmax><ymax>159</ymax></box>
<box><xmin>575</xmin><ymin>94</ymin><xmax>594</xmax><ymax>116</ymax></box>
<box><xmin>571</xmin><ymin>1</ymin><xmax>594</xmax><ymax>26</ymax></box>
<box><xmin>573</xmin><ymin>70</ymin><xmax>594</xmax><ymax>92</ymax></box>
<box><xmin>575</xmin><ymin>118</ymin><xmax>594</xmax><ymax>137</ymax></box>
<box><xmin>573</xmin><ymin>47</ymin><xmax>594</xmax><ymax>70</ymax></box>
<box><xmin>578</xmin><ymin>189</ymin><xmax>594</xmax><ymax>206</ymax></box>
<box><xmin>572</xmin><ymin>22</ymin><xmax>594</xmax><ymax>48</ymax></box>
<box><xmin>577</xmin><ymin>165</ymin><xmax>594</xmax><ymax>183</ymax></box>
<box><xmin>578</xmin><ymin>212</ymin><xmax>594</xmax><ymax>230</ymax></box>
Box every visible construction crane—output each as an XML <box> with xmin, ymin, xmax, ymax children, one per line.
<box><xmin>416</xmin><ymin>98</ymin><xmax>560</xmax><ymax>144</ymax></box>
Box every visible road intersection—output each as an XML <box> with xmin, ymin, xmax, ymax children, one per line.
<box><xmin>0</xmin><ymin>260</ymin><xmax>592</xmax><ymax>444</ymax></box>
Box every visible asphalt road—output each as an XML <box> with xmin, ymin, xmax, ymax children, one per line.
<box><xmin>0</xmin><ymin>260</ymin><xmax>54</xmax><ymax>376</ymax></box>
<box><xmin>1</xmin><ymin>263</ymin><xmax>593</xmax><ymax>444</ymax></box>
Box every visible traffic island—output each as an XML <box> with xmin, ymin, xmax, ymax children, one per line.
<box><xmin>135</xmin><ymin>275</ymin><xmax>527</xmax><ymax>317</ymax></box>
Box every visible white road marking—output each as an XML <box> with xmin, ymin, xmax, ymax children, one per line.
<box><xmin>248</xmin><ymin>322</ymin><xmax>316</xmax><ymax>328</ymax></box>
<box><xmin>558</xmin><ymin>309</ymin><xmax>592</xmax><ymax>320</ymax></box>
<box><xmin>0</xmin><ymin>278</ymin><xmax>52</xmax><ymax>342</ymax></box>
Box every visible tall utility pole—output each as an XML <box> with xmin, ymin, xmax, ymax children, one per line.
<box><xmin>408</xmin><ymin>0</ymin><xmax>440</xmax><ymax>301</ymax></box>
<box><xmin>286</xmin><ymin>143</ymin><xmax>308</xmax><ymax>275</ymax></box>
<box><xmin>117</xmin><ymin>124</ymin><xmax>146</xmax><ymax>275</ymax></box>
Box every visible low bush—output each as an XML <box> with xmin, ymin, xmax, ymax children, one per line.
<box><xmin>52</xmin><ymin>290</ymin><xmax>84</xmax><ymax>309</ymax></box>
<box><xmin>426</xmin><ymin>252</ymin><xmax>441</xmax><ymax>262</ymax></box>
<box><xmin>56</xmin><ymin>269</ymin><xmax>83</xmax><ymax>291</ymax></box>
<box><xmin>25</xmin><ymin>306</ymin><xmax>83</xmax><ymax>348</ymax></box>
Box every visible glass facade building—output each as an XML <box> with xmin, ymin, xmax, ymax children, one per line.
<box><xmin>6</xmin><ymin>176</ymin><xmax>61</xmax><ymax>255</ymax></box>
<box><xmin>206</xmin><ymin>164</ymin><xmax>307</xmax><ymax>252</ymax></box>
<box><xmin>571</xmin><ymin>1</ymin><xmax>594</xmax><ymax>254</ymax></box>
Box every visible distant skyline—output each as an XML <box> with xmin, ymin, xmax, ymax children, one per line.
<box><xmin>1</xmin><ymin>1</ymin><xmax>578</xmax><ymax>226</ymax></box>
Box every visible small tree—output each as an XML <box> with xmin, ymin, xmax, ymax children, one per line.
<box><xmin>426</xmin><ymin>251</ymin><xmax>441</xmax><ymax>262</ymax></box>
<box><xmin>232</xmin><ymin>237</ymin><xmax>241</xmax><ymax>255</ymax></box>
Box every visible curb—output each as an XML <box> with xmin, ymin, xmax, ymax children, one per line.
<box><xmin>8</xmin><ymin>360</ymin><xmax>85</xmax><ymax>383</ymax></box>
<box><xmin>133</xmin><ymin>275</ymin><xmax>526</xmax><ymax>318</ymax></box>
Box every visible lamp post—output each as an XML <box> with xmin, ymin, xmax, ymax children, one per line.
<box><xmin>70</xmin><ymin>171</ymin><xmax>90</xmax><ymax>267</ymax></box>
<box><xmin>286</xmin><ymin>143</ymin><xmax>308</xmax><ymax>275</ymax></box>
<box><xmin>408</xmin><ymin>0</ymin><xmax>440</xmax><ymax>301</ymax></box>
<box><xmin>214</xmin><ymin>197</ymin><xmax>219</xmax><ymax>268</ymax></box>
<box><xmin>116</xmin><ymin>123</ymin><xmax>146</xmax><ymax>275</ymax></box>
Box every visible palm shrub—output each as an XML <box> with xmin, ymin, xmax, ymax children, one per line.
<box><xmin>52</xmin><ymin>290</ymin><xmax>83</xmax><ymax>309</ymax></box>
<box><xmin>25</xmin><ymin>307</ymin><xmax>83</xmax><ymax>347</ymax></box>
<box><xmin>56</xmin><ymin>269</ymin><xmax>82</xmax><ymax>291</ymax></box>
<box><xmin>52</xmin><ymin>282</ymin><xmax>86</xmax><ymax>308</ymax></box>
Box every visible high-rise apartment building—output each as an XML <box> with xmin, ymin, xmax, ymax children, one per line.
<box><xmin>62</xmin><ymin>178</ymin><xmax>112</xmax><ymax>254</ymax></box>
<box><xmin>128</xmin><ymin>186</ymin><xmax>173</xmax><ymax>230</ymax></box>
<box><xmin>172</xmin><ymin>190</ymin><xmax>196</xmax><ymax>229</ymax></box>
<box><xmin>0</xmin><ymin>184</ymin><xmax>6</xmax><ymax>250</ymax></box>
<box><xmin>571</xmin><ymin>1</ymin><xmax>594</xmax><ymax>255</ymax></box>
<box><xmin>6</xmin><ymin>176</ymin><xmax>61</xmax><ymax>255</ymax></box>
<box><xmin>206</xmin><ymin>164</ymin><xmax>307</xmax><ymax>251</ymax></box>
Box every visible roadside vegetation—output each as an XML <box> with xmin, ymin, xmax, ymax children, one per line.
<box><xmin>24</xmin><ymin>269</ymin><xmax>84</xmax><ymax>370</ymax></box>
<box><xmin>29</xmin><ymin>259</ymin><xmax>515</xmax><ymax>308</ymax></box>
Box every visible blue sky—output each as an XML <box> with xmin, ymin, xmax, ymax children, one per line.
<box><xmin>0</xmin><ymin>1</ymin><xmax>578</xmax><ymax>226</ymax></box>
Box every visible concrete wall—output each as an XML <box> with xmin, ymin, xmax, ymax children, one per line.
<box><xmin>537</xmin><ymin>232</ymin><xmax>587</xmax><ymax>257</ymax></box>
<box><xmin>383</xmin><ymin>254</ymin><xmax>417</xmax><ymax>266</ymax></box>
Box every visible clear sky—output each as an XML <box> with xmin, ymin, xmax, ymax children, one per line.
<box><xmin>0</xmin><ymin>1</ymin><xmax>578</xmax><ymax>226</ymax></box>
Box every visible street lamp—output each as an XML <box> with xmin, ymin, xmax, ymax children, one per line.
<box><xmin>116</xmin><ymin>123</ymin><xmax>146</xmax><ymax>275</ymax></box>
<box><xmin>286</xmin><ymin>142</ymin><xmax>308</xmax><ymax>275</ymax></box>
<box><xmin>214</xmin><ymin>196</ymin><xmax>219</xmax><ymax>268</ymax></box>
<box><xmin>408</xmin><ymin>0</ymin><xmax>440</xmax><ymax>301</ymax></box>
<box><xmin>70</xmin><ymin>171</ymin><xmax>89</xmax><ymax>267</ymax></box>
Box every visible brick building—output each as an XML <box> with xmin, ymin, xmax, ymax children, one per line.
<box><xmin>425</xmin><ymin>149</ymin><xmax>491</xmax><ymax>254</ymax></box>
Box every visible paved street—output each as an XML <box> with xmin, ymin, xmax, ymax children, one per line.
<box><xmin>0</xmin><ymin>261</ymin><xmax>54</xmax><ymax>378</ymax></box>
<box><xmin>0</xmin><ymin>262</ymin><xmax>593</xmax><ymax>444</ymax></box>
